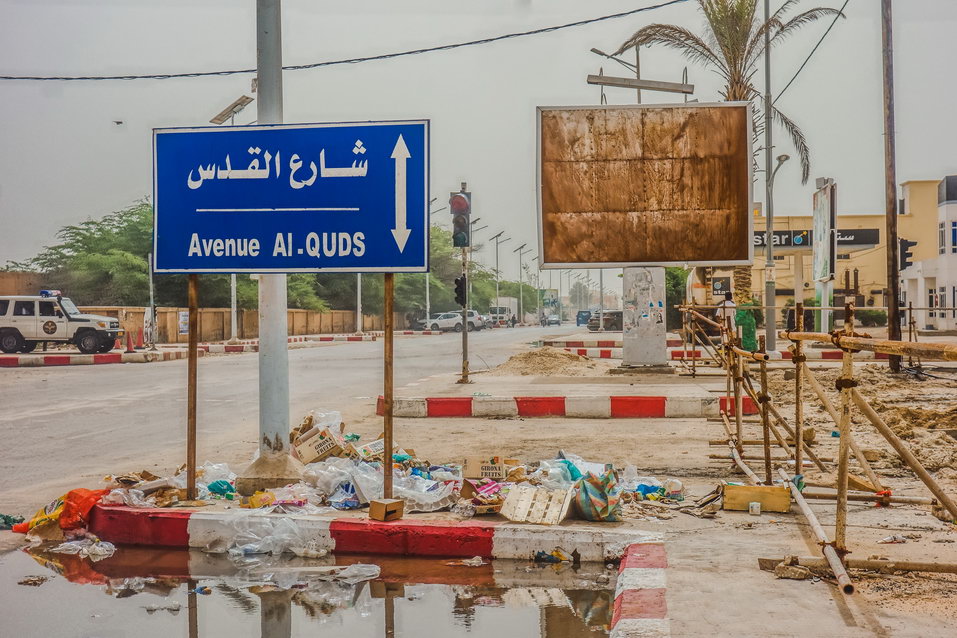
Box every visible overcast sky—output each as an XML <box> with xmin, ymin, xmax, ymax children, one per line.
<box><xmin>2</xmin><ymin>0</ymin><xmax>956</xmax><ymax>281</ymax></box>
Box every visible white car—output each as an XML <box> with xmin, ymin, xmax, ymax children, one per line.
<box><xmin>429</xmin><ymin>310</ymin><xmax>485</xmax><ymax>332</ymax></box>
<box><xmin>0</xmin><ymin>291</ymin><xmax>125</xmax><ymax>354</ymax></box>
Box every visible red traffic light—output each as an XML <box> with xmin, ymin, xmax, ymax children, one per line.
<box><xmin>450</xmin><ymin>192</ymin><xmax>470</xmax><ymax>213</ymax></box>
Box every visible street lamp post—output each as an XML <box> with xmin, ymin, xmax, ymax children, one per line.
<box><xmin>513</xmin><ymin>243</ymin><xmax>528</xmax><ymax>324</ymax></box>
<box><xmin>765</xmin><ymin>153</ymin><xmax>790</xmax><ymax>350</ymax></box>
<box><xmin>490</xmin><ymin>232</ymin><xmax>509</xmax><ymax>325</ymax></box>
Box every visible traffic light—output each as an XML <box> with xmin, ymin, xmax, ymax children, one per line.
<box><xmin>454</xmin><ymin>275</ymin><xmax>467</xmax><ymax>307</ymax></box>
<box><xmin>899</xmin><ymin>238</ymin><xmax>917</xmax><ymax>271</ymax></box>
<box><xmin>450</xmin><ymin>191</ymin><xmax>471</xmax><ymax>248</ymax></box>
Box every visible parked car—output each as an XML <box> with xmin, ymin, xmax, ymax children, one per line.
<box><xmin>587</xmin><ymin>310</ymin><xmax>623</xmax><ymax>331</ymax></box>
<box><xmin>428</xmin><ymin>310</ymin><xmax>485</xmax><ymax>332</ymax></box>
<box><xmin>546</xmin><ymin>314</ymin><xmax>561</xmax><ymax>326</ymax></box>
<box><xmin>0</xmin><ymin>291</ymin><xmax>125</xmax><ymax>354</ymax></box>
<box><xmin>576</xmin><ymin>310</ymin><xmax>592</xmax><ymax>326</ymax></box>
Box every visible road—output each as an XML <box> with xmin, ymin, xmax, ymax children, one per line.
<box><xmin>0</xmin><ymin>325</ymin><xmax>577</xmax><ymax>514</ymax></box>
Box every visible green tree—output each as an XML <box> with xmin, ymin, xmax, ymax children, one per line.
<box><xmin>615</xmin><ymin>0</ymin><xmax>843</xmax><ymax>303</ymax></box>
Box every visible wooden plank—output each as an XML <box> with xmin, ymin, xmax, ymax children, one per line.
<box><xmin>722</xmin><ymin>484</ymin><xmax>791</xmax><ymax>513</ymax></box>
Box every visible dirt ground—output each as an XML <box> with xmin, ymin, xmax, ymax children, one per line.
<box><xmin>487</xmin><ymin>346</ymin><xmax>616</xmax><ymax>377</ymax></box>
<box><xmin>763</xmin><ymin>362</ymin><xmax>957</xmax><ymax>492</ymax></box>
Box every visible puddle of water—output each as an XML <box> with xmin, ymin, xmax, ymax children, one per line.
<box><xmin>1</xmin><ymin>547</ymin><xmax>616</xmax><ymax>637</ymax></box>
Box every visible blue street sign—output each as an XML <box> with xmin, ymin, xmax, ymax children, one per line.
<box><xmin>153</xmin><ymin>120</ymin><xmax>429</xmax><ymax>272</ymax></box>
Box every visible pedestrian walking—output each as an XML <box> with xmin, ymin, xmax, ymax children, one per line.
<box><xmin>716</xmin><ymin>291</ymin><xmax>737</xmax><ymax>332</ymax></box>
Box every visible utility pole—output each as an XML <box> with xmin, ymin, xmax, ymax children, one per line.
<box><xmin>598</xmin><ymin>269</ymin><xmax>605</xmax><ymax>332</ymax></box>
<box><xmin>764</xmin><ymin>0</ymin><xmax>777</xmax><ymax>352</ymax></box>
<box><xmin>229</xmin><ymin>274</ymin><xmax>238</xmax><ymax>343</ymax></box>
<box><xmin>883</xmin><ymin>0</ymin><xmax>902</xmax><ymax>371</ymax></box>
<box><xmin>425</xmin><ymin>271</ymin><xmax>430</xmax><ymax>327</ymax></box>
<box><xmin>356</xmin><ymin>273</ymin><xmax>362</xmax><ymax>334</ymax></box>
<box><xmin>236</xmin><ymin>0</ymin><xmax>301</xmax><ymax>494</ymax></box>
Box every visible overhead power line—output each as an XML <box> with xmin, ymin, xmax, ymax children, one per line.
<box><xmin>774</xmin><ymin>0</ymin><xmax>850</xmax><ymax>105</ymax></box>
<box><xmin>0</xmin><ymin>0</ymin><xmax>690</xmax><ymax>82</ymax></box>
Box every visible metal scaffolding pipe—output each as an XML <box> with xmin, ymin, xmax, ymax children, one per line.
<box><xmin>777</xmin><ymin>468</ymin><xmax>855</xmax><ymax>595</ymax></box>
<box><xmin>779</xmin><ymin>331</ymin><xmax>957</xmax><ymax>361</ymax></box>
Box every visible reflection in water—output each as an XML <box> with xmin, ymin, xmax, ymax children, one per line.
<box><xmin>12</xmin><ymin>546</ymin><xmax>614</xmax><ymax>637</ymax></box>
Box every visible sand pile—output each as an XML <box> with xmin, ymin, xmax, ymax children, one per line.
<box><xmin>490</xmin><ymin>347</ymin><xmax>611</xmax><ymax>377</ymax></box>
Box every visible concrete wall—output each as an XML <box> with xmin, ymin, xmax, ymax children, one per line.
<box><xmin>78</xmin><ymin>306</ymin><xmax>401</xmax><ymax>343</ymax></box>
<box><xmin>0</xmin><ymin>271</ymin><xmax>45</xmax><ymax>295</ymax></box>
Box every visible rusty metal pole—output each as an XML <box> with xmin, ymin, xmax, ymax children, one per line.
<box><xmin>882</xmin><ymin>0</ymin><xmax>902</xmax><ymax>372</ymax></box>
<box><xmin>690</xmin><ymin>310</ymin><xmax>697</xmax><ymax>378</ymax></box>
<box><xmin>734</xmin><ymin>326</ymin><xmax>744</xmax><ymax>447</ymax></box>
<box><xmin>186</xmin><ymin>274</ymin><xmax>198</xmax><ymax>500</ymax></box>
<box><xmin>834</xmin><ymin>304</ymin><xmax>855</xmax><ymax>552</ymax></box>
<box><xmin>383</xmin><ymin>273</ymin><xmax>395</xmax><ymax>499</ymax></box>
<box><xmin>758</xmin><ymin>335</ymin><xmax>772</xmax><ymax>484</ymax></box>
<box><xmin>794</xmin><ymin>302</ymin><xmax>805</xmax><ymax>474</ymax></box>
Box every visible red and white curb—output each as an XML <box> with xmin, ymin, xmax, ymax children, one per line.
<box><xmin>309</xmin><ymin>334</ymin><xmax>377</xmax><ymax>342</ymax></box>
<box><xmin>544</xmin><ymin>339</ymin><xmax>683</xmax><ymax>349</ymax></box>
<box><xmin>669</xmin><ymin>349</ymin><xmax>889</xmax><ymax>361</ymax></box>
<box><xmin>377</xmin><ymin>395</ymin><xmax>757</xmax><ymax>418</ymax></box>
<box><xmin>395</xmin><ymin>330</ymin><xmax>445</xmax><ymax>335</ymax></box>
<box><xmin>0</xmin><ymin>350</ymin><xmax>198</xmax><ymax>367</ymax></box>
<box><xmin>88</xmin><ymin>504</ymin><xmax>660</xmax><ymax>561</ymax></box>
<box><xmin>563</xmin><ymin>347</ymin><xmax>622</xmax><ymax>359</ymax></box>
<box><xmin>611</xmin><ymin>542</ymin><xmax>669</xmax><ymax>638</ymax></box>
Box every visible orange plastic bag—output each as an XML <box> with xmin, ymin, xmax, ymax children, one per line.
<box><xmin>59</xmin><ymin>489</ymin><xmax>110</xmax><ymax>530</ymax></box>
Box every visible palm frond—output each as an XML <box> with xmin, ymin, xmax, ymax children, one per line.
<box><xmin>771</xmin><ymin>0</ymin><xmax>803</xmax><ymax>22</ymax></box>
<box><xmin>771</xmin><ymin>8</ymin><xmax>845</xmax><ymax>44</ymax></box>
<box><xmin>615</xmin><ymin>24</ymin><xmax>727</xmax><ymax>74</ymax></box>
<box><xmin>773</xmin><ymin>105</ymin><xmax>811</xmax><ymax>184</ymax></box>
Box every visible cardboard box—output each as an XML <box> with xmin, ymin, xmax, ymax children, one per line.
<box><xmin>462</xmin><ymin>455</ymin><xmax>521</xmax><ymax>480</ymax></box>
<box><xmin>351</xmin><ymin>439</ymin><xmax>386</xmax><ymax>461</ymax></box>
<box><xmin>294</xmin><ymin>427</ymin><xmax>346</xmax><ymax>464</ymax></box>
<box><xmin>722</xmin><ymin>484</ymin><xmax>791</xmax><ymax>513</ymax></box>
<box><xmin>368</xmin><ymin>498</ymin><xmax>404</xmax><ymax>522</ymax></box>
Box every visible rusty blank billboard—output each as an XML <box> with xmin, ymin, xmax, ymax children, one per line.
<box><xmin>537</xmin><ymin>103</ymin><xmax>753</xmax><ymax>268</ymax></box>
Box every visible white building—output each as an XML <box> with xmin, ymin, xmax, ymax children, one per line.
<box><xmin>900</xmin><ymin>176</ymin><xmax>957</xmax><ymax>332</ymax></box>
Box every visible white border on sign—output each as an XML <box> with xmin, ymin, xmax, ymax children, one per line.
<box><xmin>535</xmin><ymin>102</ymin><xmax>754</xmax><ymax>270</ymax></box>
<box><xmin>152</xmin><ymin>119</ymin><xmax>430</xmax><ymax>273</ymax></box>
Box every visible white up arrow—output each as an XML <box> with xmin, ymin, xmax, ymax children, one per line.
<box><xmin>390</xmin><ymin>134</ymin><xmax>411</xmax><ymax>253</ymax></box>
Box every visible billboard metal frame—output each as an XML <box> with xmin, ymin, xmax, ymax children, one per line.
<box><xmin>535</xmin><ymin>102</ymin><xmax>754</xmax><ymax>270</ymax></box>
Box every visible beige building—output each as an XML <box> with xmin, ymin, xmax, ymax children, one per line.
<box><xmin>696</xmin><ymin>180</ymin><xmax>940</xmax><ymax>313</ymax></box>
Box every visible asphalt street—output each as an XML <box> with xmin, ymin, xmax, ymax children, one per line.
<box><xmin>0</xmin><ymin>325</ymin><xmax>577</xmax><ymax>514</ymax></box>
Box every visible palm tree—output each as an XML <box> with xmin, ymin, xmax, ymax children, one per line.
<box><xmin>615</xmin><ymin>0</ymin><xmax>843</xmax><ymax>302</ymax></box>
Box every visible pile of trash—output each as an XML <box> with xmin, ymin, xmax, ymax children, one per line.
<box><xmin>13</xmin><ymin>409</ymin><xmax>687</xmax><ymax>559</ymax></box>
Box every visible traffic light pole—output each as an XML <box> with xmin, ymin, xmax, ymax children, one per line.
<box><xmin>882</xmin><ymin>0</ymin><xmax>902</xmax><ymax>372</ymax></box>
<box><xmin>458</xmin><ymin>247</ymin><xmax>470</xmax><ymax>384</ymax></box>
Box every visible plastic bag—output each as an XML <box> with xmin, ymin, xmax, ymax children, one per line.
<box><xmin>329</xmin><ymin>483</ymin><xmax>361</xmax><ymax>510</ymax></box>
<box><xmin>51</xmin><ymin>537</ymin><xmax>116</xmax><ymax>561</ymax></box>
<box><xmin>227</xmin><ymin>514</ymin><xmax>306</xmax><ymax>557</ymax></box>
<box><xmin>13</xmin><ymin>494</ymin><xmax>66</xmax><ymax>533</ymax></box>
<box><xmin>60</xmin><ymin>489</ymin><xmax>110</xmax><ymax>529</ymax></box>
<box><xmin>101</xmin><ymin>488</ymin><xmax>152</xmax><ymax>508</ymax></box>
<box><xmin>302</xmin><ymin>458</ymin><xmax>354</xmax><ymax>496</ymax></box>
<box><xmin>331</xmin><ymin>563</ymin><xmax>380</xmax><ymax>585</ymax></box>
<box><xmin>530</xmin><ymin>460</ymin><xmax>575</xmax><ymax>490</ymax></box>
<box><xmin>574</xmin><ymin>470</ymin><xmax>622</xmax><ymax>522</ymax></box>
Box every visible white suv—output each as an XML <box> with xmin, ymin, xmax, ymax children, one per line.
<box><xmin>0</xmin><ymin>292</ymin><xmax>126</xmax><ymax>354</ymax></box>
<box><xmin>428</xmin><ymin>310</ymin><xmax>485</xmax><ymax>332</ymax></box>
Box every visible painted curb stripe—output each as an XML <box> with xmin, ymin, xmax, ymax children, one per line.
<box><xmin>515</xmin><ymin>396</ymin><xmax>566</xmax><ymax>417</ymax></box>
<box><xmin>329</xmin><ymin>519</ymin><xmax>497</xmax><ymax>557</ymax></box>
<box><xmin>718</xmin><ymin>396</ymin><xmax>758</xmax><ymax>416</ymax></box>
<box><xmin>426</xmin><ymin>397</ymin><xmax>473</xmax><ymax>417</ymax></box>
<box><xmin>611</xmin><ymin>396</ymin><xmax>667</xmax><ymax>418</ymax></box>
<box><xmin>612</xmin><ymin>587</ymin><xmax>668</xmax><ymax>624</ymax></box>
<box><xmin>90</xmin><ymin>505</ymin><xmax>190</xmax><ymax>547</ymax></box>
<box><xmin>620</xmin><ymin>543</ymin><xmax>667</xmax><ymax>569</ymax></box>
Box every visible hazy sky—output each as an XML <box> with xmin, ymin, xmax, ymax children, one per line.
<box><xmin>2</xmin><ymin>0</ymin><xmax>956</xmax><ymax>281</ymax></box>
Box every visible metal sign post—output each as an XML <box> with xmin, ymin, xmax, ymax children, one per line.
<box><xmin>459</xmin><ymin>247</ymin><xmax>470</xmax><ymax>384</ymax></box>
<box><xmin>383</xmin><ymin>273</ymin><xmax>394</xmax><ymax>499</ymax></box>
<box><xmin>186</xmin><ymin>274</ymin><xmax>198</xmax><ymax>500</ymax></box>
